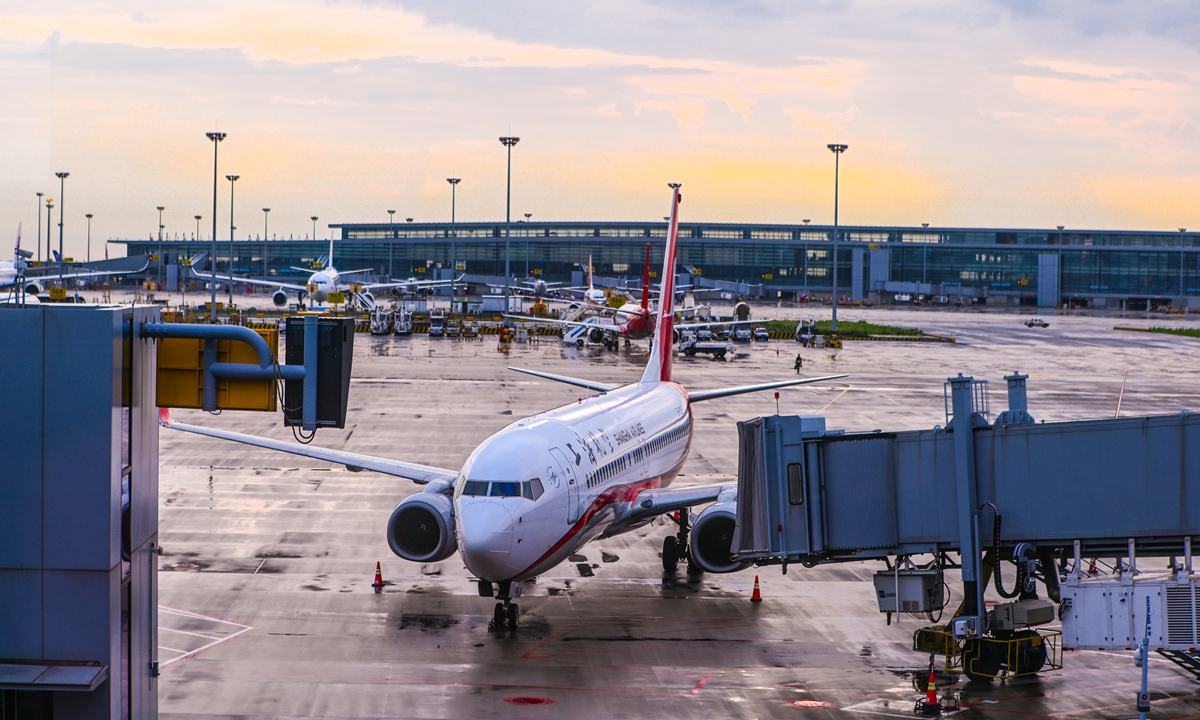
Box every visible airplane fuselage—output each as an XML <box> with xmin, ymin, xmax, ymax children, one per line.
<box><xmin>306</xmin><ymin>268</ymin><xmax>340</xmax><ymax>302</ymax></box>
<box><xmin>455</xmin><ymin>380</ymin><xmax>691</xmax><ymax>583</ymax></box>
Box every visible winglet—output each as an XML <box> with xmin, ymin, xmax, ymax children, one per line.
<box><xmin>159</xmin><ymin>408</ymin><xmax>173</xmax><ymax>426</ymax></box>
<box><xmin>640</xmin><ymin>185</ymin><xmax>681</xmax><ymax>385</ymax></box>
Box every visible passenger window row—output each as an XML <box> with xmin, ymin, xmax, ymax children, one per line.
<box><xmin>584</xmin><ymin>421</ymin><xmax>691</xmax><ymax>489</ymax></box>
<box><xmin>460</xmin><ymin>478</ymin><xmax>544</xmax><ymax>500</ymax></box>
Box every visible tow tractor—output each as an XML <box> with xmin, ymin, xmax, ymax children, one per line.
<box><xmin>678</xmin><ymin>332</ymin><xmax>734</xmax><ymax>360</ymax></box>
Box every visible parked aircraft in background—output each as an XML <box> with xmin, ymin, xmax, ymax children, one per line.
<box><xmin>160</xmin><ymin>184</ymin><xmax>847</xmax><ymax>631</ymax></box>
<box><xmin>190</xmin><ymin>236</ymin><xmax>456</xmax><ymax>308</ymax></box>
<box><xmin>2</xmin><ymin>225</ymin><xmax>150</xmax><ymax>301</ymax></box>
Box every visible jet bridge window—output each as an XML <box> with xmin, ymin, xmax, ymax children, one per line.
<box><xmin>787</xmin><ymin>463</ymin><xmax>804</xmax><ymax>505</ymax></box>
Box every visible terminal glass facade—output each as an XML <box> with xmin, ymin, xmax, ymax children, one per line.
<box><xmin>117</xmin><ymin>220</ymin><xmax>1200</xmax><ymax>306</ymax></box>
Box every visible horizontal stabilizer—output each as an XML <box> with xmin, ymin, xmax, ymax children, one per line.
<box><xmin>159</xmin><ymin>409</ymin><xmax>457</xmax><ymax>485</ymax></box>
<box><xmin>688</xmin><ymin>374</ymin><xmax>847</xmax><ymax>403</ymax></box>
<box><xmin>507</xmin><ymin>366</ymin><xmax>617</xmax><ymax>393</ymax></box>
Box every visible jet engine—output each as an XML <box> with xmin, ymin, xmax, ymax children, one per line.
<box><xmin>361</xmin><ymin>291</ymin><xmax>375</xmax><ymax>308</ymax></box>
<box><xmin>386</xmin><ymin>491</ymin><xmax>457</xmax><ymax>563</ymax></box>
<box><xmin>587</xmin><ymin>327</ymin><xmax>606</xmax><ymax>344</ymax></box>
<box><xmin>24</xmin><ymin>281</ymin><xmax>44</xmax><ymax>296</ymax></box>
<box><xmin>672</xmin><ymin>328</ymin><xmax>682</xmax><ymax>344</ymax></box>
<box><xmin>687</xmin><ymin>501</ymin><xmax>751</xmax><ymax>574</ymax></box>
<box><xmin>272</xmin><ymin>290</ymin><xmax>289</xmax><ymax>307</ymax></box>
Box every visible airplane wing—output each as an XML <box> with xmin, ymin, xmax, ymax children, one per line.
<box><xmin>503</xmin><ymin>314</ymin><xmax>616</xmax><ymax>330</ymax></box>
<box><xmin>189</xmin><ymin>269</ymin><xmax>306</xmax><ymax>292</ymax></box>
<box><xmin>334</xmin><ymin>267</ymin><xmax>376</xmax><ymax>276</ymax></box>
<box><xmin>27</xmin><ymin>257</ymin><xmax>152</xmax><ymax>281</ymax></box>
<box><xmin>688</xmin><ymin>374</ymin><xmax>848</xmax><ymax>403</ymax></box>
<box><xmin>629</xmin><ymin>482</ymin><xmax>735</xmax><ymax>522</ymax></box>
<box><xmin>675</xmin><ymin>318</ymin><xmax>756</xmax><ymax>331</ymax></box>
<box><xmin>363</xmin><ymin>276</ymin><xmax>461</xmax><ymax>291</ymax></box>
<box><xmin>507</xmin><ymin>366</ymin><xmax>618</xmax><ymax>393</ymax></box>
<box><xmin>159</xmin><ymin>409</ymin><xmax>458</xmax><ymax>485</ymax></box>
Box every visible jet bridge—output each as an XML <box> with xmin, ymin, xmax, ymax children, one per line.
<box><xmin>733</xmin><ymin>372</ymin><xmax>1200</xmax><ymax>680</ymax></box>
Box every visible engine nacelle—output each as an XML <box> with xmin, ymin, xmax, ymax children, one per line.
<box><xmin>587</xmin><ymin>327</ymin><xmax>606</xmax><ymax>344</ymax></box>
<box><xmin>688</xmin><ymin>502</ymin><xmax>751</xmax><ymax>574</ymax></box>
<box><xmin>386</xmin><ymin>491</ymin><xmax>457</xmax><ymax>563</ymax></box>
<box><xmin>24</xmin><ymin>281</ymin><xmax>44</xmax><ymax>296</ymax></box>
<box><xmin>272</xmin><ymin>290</ymin><xmax>289</xmax><ymax>307</ymax></box>
<box><xmin>361</xmin><ymin>291</ymin><xmax>375</xmax><ymax>306</ymax></box>
<box><xmin>672</xmin><ymin>328</ymin><xmax>682</xmax><ymax>344</ymax></box>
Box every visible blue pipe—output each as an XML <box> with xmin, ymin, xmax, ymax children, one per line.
<box><xmin>210</xmin><ymin>362</ymin><xmax>305</xmax><ymax>380</ymax></box>
<box><xmin>142</xmin><ymin>322</ymin><xmax>277</xmax><ymax>369</ymax></box>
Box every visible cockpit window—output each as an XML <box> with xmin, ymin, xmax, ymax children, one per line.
<box><xmin>490</xmin><ymin>482</ymin><xmax>521</xmax><ymax>497</ymax></box>
<box><xmin>460</xmin><ymin>479</ymin><xmax>544</xmax><ymax>500</ymax></box>
<box><xmin>462</xmin><ymin>481</ymin><xmax>489</xmax><ymax>496</ymax></box>
<box><xmin>523</xmin><ymin>478</ymin><xmax>544</xmax><ymax>501</ymax></box>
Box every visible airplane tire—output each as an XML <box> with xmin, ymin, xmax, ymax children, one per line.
<box><xmin>662</xmin><ymin>536</ymin><xmax>679</xmax><ymax>573</ymax></box>
<box><xmin>507</xmin><ymin>603</ymin><xmax>519</xmax><ymax>630</ymax></box>
<box><xmin>493</xmin><ymin>603</ymin><xmax>506</xmax><ymax>628</ymax></box>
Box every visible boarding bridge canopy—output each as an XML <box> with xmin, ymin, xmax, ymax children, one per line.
<box><xmin>734</xmin><ymin>396</ymin><xmax>1200</xmax><ymax>565</ymax></box>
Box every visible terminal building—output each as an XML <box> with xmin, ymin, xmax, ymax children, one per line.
<box><xmin>116</xmin><ymin>220</ymin><xmax>1200</xmax><ymax>309</ymax></box>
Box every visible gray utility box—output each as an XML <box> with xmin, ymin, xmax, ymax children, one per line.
<box><xmin>0</xmin><ymin>305</ymin><xmax>160</xmax><ymax>719</ymax></box>
<box><xmin>1061</xmin><ymin>573</ymin><xmax>1200</xmax><ymax>651</ymax></box>
<box><xmin>872</xmin><ymin>569</ymin><xmax>944</xmax><ymax>614</ymax></box>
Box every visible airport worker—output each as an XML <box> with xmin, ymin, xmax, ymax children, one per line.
<box><xmin>794</xmin><ymin>354</ymin><xmax>803</xmax><ymax>373</ymax></box>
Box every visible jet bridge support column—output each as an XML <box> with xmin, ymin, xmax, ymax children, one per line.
<box><xmin>949</xmin><ymin>374</ymin><xmax>984</xmax><ymax>638</ymax></box>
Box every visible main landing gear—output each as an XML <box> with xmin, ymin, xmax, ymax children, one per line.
<box><xmin>662</xmin><ymin>510</ymin><xmax>700</xmax><ymax>575</ymax></box>
<box><xmin>480</xmin><ymin>580</ymin><xmax>521</xmax><ymax>632</ymax></box>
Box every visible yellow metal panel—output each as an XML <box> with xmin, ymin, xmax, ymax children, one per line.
<box><xmin>156</xmin><ymin>327</ymin><xmax>278</xmax><ymax>411</ymax></box>
<box><xmin>48</xmin><ymin>288</ymin><xmax>67</xmax><ymax>300</ymax></box>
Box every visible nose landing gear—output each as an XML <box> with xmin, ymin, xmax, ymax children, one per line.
<box><xmin>485</xmin><ymin>580</ymin><xmax>521</xmax><ymax>632</ymax></box>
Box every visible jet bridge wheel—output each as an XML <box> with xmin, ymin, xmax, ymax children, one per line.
<box><xmin>662</xmin><ymin>536</ymin><xmax>679</xmax><ymax>573</ymax></box>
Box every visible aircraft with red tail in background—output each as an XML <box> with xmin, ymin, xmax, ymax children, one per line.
<box><xmin>159</xmin><ymin>184</ymin><xmax>846</xmax><ymax>631</ymax></box>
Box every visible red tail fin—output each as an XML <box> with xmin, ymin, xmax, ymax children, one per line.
<box><xmin>640</xmin><ymin>185</ymin><xmax>681</xmax><ymax>384</ymax></box>
<box><xmin>640</xmin><ymin>243</ymin><xmax>651</xmax><ymax>310</ymax></box>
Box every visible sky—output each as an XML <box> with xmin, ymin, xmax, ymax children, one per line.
<box><xmin>2</xmin><ymin>0</ymin><xmax>1199</xmax><ymax>259</ymax></box>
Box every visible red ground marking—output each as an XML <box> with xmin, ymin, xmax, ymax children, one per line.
<box><xmin>504</xmin><ymin>696</ymin><xmax>555</xmax><ymax>706</ymax></box>
<box><xmin>689</xmin><ymin>678</ymin><xmax>710</xmax><ymax>695</ymax></box>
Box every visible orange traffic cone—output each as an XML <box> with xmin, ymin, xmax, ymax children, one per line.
<box><xmin>372</xmin><ymin>562</ymin><xmax>384</xmax><ymax>594</ymax></box>
<box><xmin>918</xmin><ymin>666</ymin><xmax>941</xmax><ymax>716</ymax></box>
<box><xmin>751</xmin><ymin>575</ymin><xmax>763</xmax><ymax>602</ymax></box>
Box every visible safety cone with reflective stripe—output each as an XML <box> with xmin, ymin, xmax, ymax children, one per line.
<box><xmin>372</xmin><ymin>562</ymin><xmax>384</xmax><ymax>594</ymax></box>
<box><xmin>918</xmin><ymin>666</ymin><xmax>941</xmax><ymax>716</ymax></box>
<box><xmin>751</xmin><ymin>575</ymin><xmax>763</xmax><ymax>602</ymax></box>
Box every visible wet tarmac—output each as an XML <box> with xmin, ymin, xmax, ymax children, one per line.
<box><xmin>157</xmin><ymin>304</ymin><xmax>1200</xmax><ymax>718</ymax></box>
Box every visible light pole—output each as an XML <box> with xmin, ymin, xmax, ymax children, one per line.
<box><xmin>35</xmin><ymin>192</ymin><xmax>43</xmax><ymax>262</ymax></box>
<box><xmin>447</xmin><ymin>178</ymin><xmax>460</xmax><ymax>299</ymax></box>
<box><xmin>262</xmin><ymin>208</ymin><xmax>270</xmax><ymax>277</ymax></box>
<box><xmin>44</xmin><ymin>199</ymin><xmax>53</xmax><ymax>291</ymax></box>
<box><xmin>85</xmin><ymin>213</ymin><xmax>93</xmax><ymax>263</ymax></box>
<box><xmin>226</xmin><ymin>174</ymin><xmax>239</xmax><ymax>306</ymax></box>
<box><xmin>827</xmin><ymin>143</ymin><xmax>848</xmax><ymax>334</ymax></box>
<box><xmin>206</xmin><ymin>131</ymin><xmax>226</xmax><ymax>321</ymax></box>
<box><xmin>524</xmin><ymin>212</ymin><xmax>532</xmax><ymax>277</ymax></box>
<box><xmin>156</xmin><ymin>205</ymin><xmax>165</xmax><ymax>288</ymax></box>
<box><xmin>55</xmin><ymin>172</ymin><xmax>68</xmax><ymax>289</ymax></box>
<box><xmin>387</xmin><ymin>209</ymin><xmax>395</xmax><ymax>234</ymax></box>
<box><xmin>195</xmin><ymin>215</ymin><xmax>202</xmax><ymax>241</ymax></box>
<box><xmin>499</xmin><ymin>136</ymin><xmax>519</xmax><ymax>313</ymax></box>
<box><xmin>311</xmin><ymin>216</ymin><xmax>318</xmax><ymax>243</ymax></box>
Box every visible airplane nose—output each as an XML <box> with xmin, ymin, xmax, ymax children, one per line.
<box><xmin>458</xmin><ymin>501</ymin><xmax>515</xmax><ymax>580</ymax></box>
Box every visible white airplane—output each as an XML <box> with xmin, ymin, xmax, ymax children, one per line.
<box><xmin>159</xmin><ymin>185</ymin><xmax>846</xmax><ymax>631</ymax></box>
<box><xmin>191</xmin><ymin>235</ymin><xmax>457</xmax><ymax>308</ymax></box>
<box><xmin>1</xmin><ymin>225</ymin><xmax>148</xmax><ymax>303</ymax></box>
